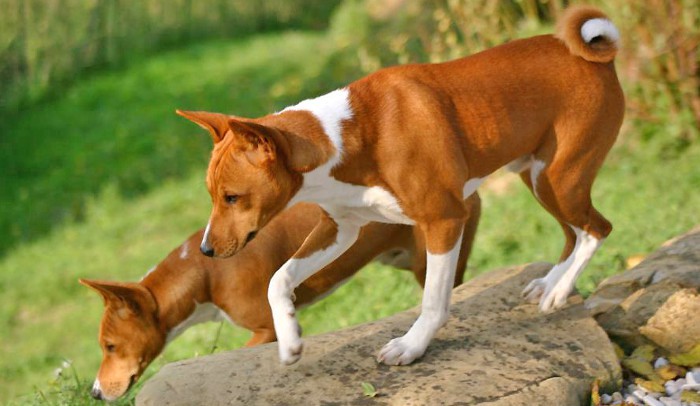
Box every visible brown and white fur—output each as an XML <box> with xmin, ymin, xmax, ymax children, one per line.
<box><xmin>80</xmin><ymin>201</ymin><xmax>480</xmax><ymax>400</ymax></box>
<box><xmin>177</xmin><ymin>6</ymin><xmax>624</xmax><ymax>366</ymax></box>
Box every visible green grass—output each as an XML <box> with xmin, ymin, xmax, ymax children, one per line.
<box><xmin>468</xmin><ymin>139</ymin><xmax>700</xmax><ymax>295</ymax></box>
<box><xmin>0</xmin><ymin>29</ymin><xmax>353</xmax><ymax>258</ymax></box>
<box><xmin>1</xmin><ymin>26</ymin><xmax>699</xmax><ymax>406</ymax></box>
<box><xmin>0</xmin><ymin>30</ymin><xmax>349</xmax><ymax>404</ymax></box>
<box><xmin>0</xmin><ymin>173</ymin><xmax>421</xmax><ymax>405</ymax></box>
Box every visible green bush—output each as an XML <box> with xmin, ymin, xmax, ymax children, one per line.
<box><xmin>0</xmin><ymin>0</ymin><xmax>341</xmax><ymax>111</ymax></box>
<box><xmin>340</xmin><ymin>0</ymin><xmax>700</xmax><ymax>145</ymax></box>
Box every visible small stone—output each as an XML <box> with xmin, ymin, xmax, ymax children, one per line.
<box><xmin>681</xmin><ymin>371</ymin><xmax>700</xmax><ymax>391</ymax></box>
<box><xmin>640</xmin><ymin>290</ymin><xmax>700</xmax><ymax>354</ymax></box>
<box><xmin>612</xmin><ymin>392</ymin><xmax>624</xmax><ymax>401</ymax></box>
<box><xmin>654</xmin><ymin>357</ymin><xmax>669</xmax><ymax>369</ymax></box>
<box><xmin>601</xmin><ymin>393</ymin><xmax>613</xmax><ymax>404</ymax></box>
<box><xmin>625</xmin><ymin>395</ymin><xmax>641</xmax><ymax>405</ymax></box>
<box><xmin>658</xmin><ymin>397</ymin><xmax>681</xmax><ymax>406</ymax></box>
<box><xmin>642</xmin><ymin>394</ymin><xmax>664</xmax><ymax>406</ymax></box>
<box><xmin>664</xmin><ymin>380</ymin><xmax>683</xmax><ymax>397</ymax></box>
<box><xmin>625</xmin><ymin>394</ymin><xmax>642</xmax><ymax>405</ymax></box>
<box><xmin>634</xmin><ymin>389</ymin><xmax>650</xmax><ymax>400</ymax></box>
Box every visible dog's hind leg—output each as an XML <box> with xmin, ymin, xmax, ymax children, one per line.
<box><xmin>456</xmin><ymin>193</ymin><xmax>481</xmax><ymax>286</ymax></box>
<box><xmin>378</xmin><ymin>217</ymin><xmax>465</xmax><ymax>365</ymax></box>
<box><xmin>516</xmin><ymin>168</ymin><xmax>577</xmax><ymax>261</ymax></box>
<box><xmin>519</xmin><ymin>135</ymin><xmax>614</xmax><ymax>312</ymax></box>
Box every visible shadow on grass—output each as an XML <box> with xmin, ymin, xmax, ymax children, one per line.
<box><xmin>0</xmin><ymin>31</ymin><xmax>351</xmax><ymax>259</ymax></box>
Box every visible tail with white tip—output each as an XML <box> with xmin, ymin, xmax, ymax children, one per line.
<box><xmin>555</xmin><ymin>6</ymin><xmax>620</xmax><ymax>63</ymax></box>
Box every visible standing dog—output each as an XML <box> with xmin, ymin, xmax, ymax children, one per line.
<box><xmin>81</xmin><ymin>201</ymin><xmax>480</xmax><ymax>400</ymax></box>
<box><xmin>177</xmin><ymin>6</ymin><xmax>624</xmax><ymax>366</ymax></box>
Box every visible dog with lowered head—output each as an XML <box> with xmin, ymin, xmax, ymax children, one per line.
<box><xmin>81</xmin><ymin>201</ymin><xmax>479</xmax><ymax>400</ymax></box>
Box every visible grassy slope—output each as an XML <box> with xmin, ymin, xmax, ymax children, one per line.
<box><xmin>0</xmin><ymin>30</ymin><xmax>365</xmax><ymax>404</ymax></box>
<box><xmin>469</xmin><ymin>139</ymin><xmax>700</xmax><ymax>295</ymax></box>
<box><xmin>0</xmin><ymin>27</ymin><xmax>345</xmax><ymax>257</ymax></box>
<box><xmin>2</xmin><ymin>29</ymin><xmax>700</xmax><ymax>405</ymax></box>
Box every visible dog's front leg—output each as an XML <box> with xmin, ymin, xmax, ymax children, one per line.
<box><xmin>268</xmin><ymin>211</ymin><xmax>362</xmax><ymax>365</ymax></box>
<box><xmin>378</xmin><ymin>219</ymin><xmax>465</xmax><ymax>365</ymax></box>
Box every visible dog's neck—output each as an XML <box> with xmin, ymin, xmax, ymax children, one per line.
<box><xmin>139</xmin><ymin>243</ymin><xmax>212</xmax><ymax>338</ymax></box>
<box><xmin>260</xmin><ymin>88</ymin><xmax>353</xmax><ymax>174</ymax></box>
<box><xmin>257</xmin><ymin>115</ymin><xmax>335</xmax><ymax>177</ymax></box>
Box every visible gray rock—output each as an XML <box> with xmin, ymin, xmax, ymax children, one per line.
<box><xmin>639</xmin><ymin>289</ymin><xmax>700</xmax><ymax>354</ymax></box>
<box><xmin>586</xmin><ymin>225</ymin><xmax>700</xmax><ymax>350</ymax></box>
<box><xmin>137</xmin><ymin>263</ymin><xmax>620</xmax><ymax>406</ymax></box>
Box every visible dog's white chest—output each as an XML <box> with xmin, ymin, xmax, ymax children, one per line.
<box><xmin>166</xmin><ymin>302</ymin><xmax>232</xmax><ymax>343</ymax></box>
<box><xmin>288</xmin><ymin>158</ymin><xmax>414</xmax><ymax>225</ymax></box>
<box><xmin>292</xmin><ymin>169</ymin><xmax>413</xmax><ymax>225</ymax></box>
<box><xmin>358</xmin><ymin>186</ymin><xmax>415</xmax><ymax>224</ymax></box>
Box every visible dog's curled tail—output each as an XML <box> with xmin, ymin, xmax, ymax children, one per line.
<box><xmin>555</xmin><ymin>5</ymin><xmax>619</xmax><ymax>63</ymax></box>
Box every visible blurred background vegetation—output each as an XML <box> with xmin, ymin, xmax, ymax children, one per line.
<box><xmin>0</xmin><ymin>0</ymin><xmax>698</xmax><ymax>404</ymax></box>
<box><xmin>0</xmin><ymin>0</ymin><xmax>340</xmax><ymax>111</ymax></box>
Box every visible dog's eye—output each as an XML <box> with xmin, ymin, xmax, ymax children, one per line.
<box><xmin>106</xmin><ymin>344</ymin><xmax>116</xmax><ymax>353</ymax></box>
<box><xmin>224</xmin><ymin>194</ymin><xmax>239</xmax><ymax>204</ymax></box>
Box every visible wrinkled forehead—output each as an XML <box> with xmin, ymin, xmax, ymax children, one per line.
<box><xmin>207</xmin><ymin>140</ymin><xmax>241</xmax><ymax>189</ymax></box>
<box><xmin>98</xmin><ymin>311</ymin><xmax>124</xmax><ymax>342</ymax></box>
<box><xmin>207</xmin><ymin>141</ymin><xmax>267</xmax><ymax>193</ymax></box>
<box><xmin>99</xmin><ymin>307</ymin><xmax>147</xmax><ymax>339</ymax></box>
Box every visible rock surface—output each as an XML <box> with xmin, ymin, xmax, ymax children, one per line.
<box><xmin>137</xmin><ymin>263</ymin><xmax>620</xmax><ymax>406</ymax></box>
<box><xmin>639</xmin><ymin>289</ymin><xmax>700</xmax><ymax>354</ymax></box>
<box><xmin>586</xmin><ymin>225</ymin><xmax>700</xmax><ymax>351</ymax></box>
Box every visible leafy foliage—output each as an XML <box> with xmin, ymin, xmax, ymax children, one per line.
<box><xmin>0</xmin><ymin>0</ymin><xmax>341</xmax><ymax>111</ymax></box>
<box><xmin>345</xmin><ymin>0</ymin><xmax>700</xmax><ymax>145</ymax></box>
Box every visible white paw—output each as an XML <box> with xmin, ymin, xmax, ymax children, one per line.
<box><xmin>522</xmin><ymin>277</ymin><xmax>547</xmax><ymax>303</ymax></box>
<box><xmin>276</xmin><ymin>316</ymin><xmax>304</xmax><ymax>365</ymax></box>
<box><xmin>522</xmin><ymin>277</ymin><xmax>572</xmax><ymax>312</ymax></box>
<box><xmin>537</xmin><ymin>282</ymin><xmax>572</xmax><ymax>313</ymax></box>
<box><xmin>278</xmin><ymin>336</ymin><xmax>303</xmax><ymax>365</ymax></box>
<box><xmin>377</xmin><ymin>336</ymin><xmax>426</xmax><ymax>366</ymax></box>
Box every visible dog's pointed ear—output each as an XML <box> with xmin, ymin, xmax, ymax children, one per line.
<box><xmin>79</xmin><ymin>279</ymin><xmax>156</xmax><ymax>317</ymax></box>
<box><xmin>176</xmin><ymin>110</ymin><xmax>231</xmax><ymax>143</ymax></box>
<box><xmin>80</xmin><ymin>278</ymin><xmax>114</xmax><ymax>304</ymax></box>
<box><xmin>227</xmin><ymin>119</ymin><xmax>277</xmax><ymax>167</ymax></box>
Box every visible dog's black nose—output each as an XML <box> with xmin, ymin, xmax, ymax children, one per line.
<box><xmin>90</xmin><ymin>387</ymin><xmax>103</xmax><ymax>400</ymax></box>
<box><xmin>200</xmin><ymin>244</ymin><xmax>215</xmax><ymax>257</ymax></box>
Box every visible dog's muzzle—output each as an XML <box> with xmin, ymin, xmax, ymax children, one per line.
<box><xmin>90</xmin><ymin>387</ymin><xmax>103</xmax><ymax>401</ymax></box>
<box><xmin>200</xmin><ymin>241</ymin><xmax>215</xmax><ymax>257</ymax></box>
